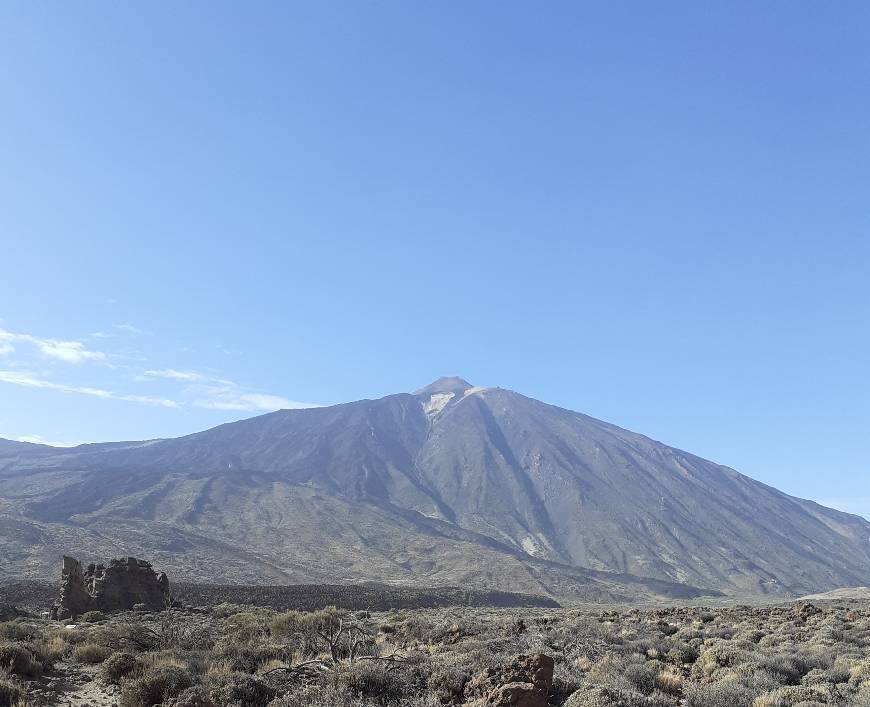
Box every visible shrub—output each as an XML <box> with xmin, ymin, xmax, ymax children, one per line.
<box><xmin>751</xmin><ymin>684</ymin><xmax>832</xmax><ymax>706</ymax></box>
<box><xmin>622</xmin><ymin>660</ymin><xmax>658</xmax><ymax>694</ymax></box>
<box><xmin>212</xmin><ymin>603</ymin><xmax>251</xmax><ymax>619</ymax></box>
<box><xmin>167</xmin><ymin>685</ymin><xmax>215</xmax><ymax>707</ymax></box>
<box><xmin>684</xmin><ymin>679</ymin><xmax>756</xmax><ymax>707</ymax></box>
<box><xmin>81</xmin><ymin>610</ymin><xmax>107</xmax><ymax>623</ymax></box>
<box><xmin>0</xmin><ymin>621</ymin><xmax>39</xmax><ymax>642</ymax></box>
<box><xmin>207</xmin><ymin>671</ymin><xmax>275</xmax><ymax>707</ymax></box>
<box><xmin>0</xmin><ymin>675</ymin><xmax>25</xmax><ymax>707</ymax></box>
<box><xmin>214</xmin><ymin>643</ymin><xmax>291</xmax><ymax>673</ymax></box>
<box><xmin>120</xmin><ymin>665</ymin><xmax>196</xmax><ymax>707</ymax></box>
<box><xmin>656</xmin><ymin>668</ymin><xmax>683</xmax><ymax>696</ymax></box>
<box><xmin>669</xmin><ymin>642</ymin><xmax>700</xmax><ymax>664</ymax></box>
<box><xmin>73</xmin><ymin>642</ymin><xmax>113</xmax><ymax>664</ymax></box>
<box><xmin>268</xmin><ymin>684</ymin><xmax>369</xmax><ymax>707</ymax></box>
<box><xmin>103</xmin><ymin>651</ymin><xmax>140</xmax><ymax>683</ymax></box>
<box><xmin>43</xmin><ymin>633</ymin><xmax>68</xmax><ymax>661</ymax></box>
<box><xmin>18</xmin><ymin>639</ymin><xmax>55</xmax><ymax>671</ymax></box>
<box><xmin>332</xmin><ymin>660</ymin><xmax>413</xmax><ymax>704</ymax></box>
<box><xmin>427</xmin><ymin>664</ymin><xmax>471</xmax><ymax>704</ymax></box>
<box><xmin>564</xmin><ymin>685</ymin><xmax>650</xmax><ymax>707</ymax></box>
<box><xmin>0</xmin><ymin>642</ymin><xmax>43</xmax><ymax>678</ymax></box>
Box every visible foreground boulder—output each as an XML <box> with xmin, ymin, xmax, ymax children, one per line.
<box><xmin>51</xmin><ymin>555</ymin><xmax>170</xmax><ymax>620</ymax></box>
<box><xmin>464</xmin><ymin>654</ymin><xmax>554</xmax><ymax>707</ymax></box>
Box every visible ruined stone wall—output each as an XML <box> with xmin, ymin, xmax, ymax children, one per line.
<box><xmin>51</xmin><ymin>555</ymin><xmax>170</xmax><ymax>620</ymax></box>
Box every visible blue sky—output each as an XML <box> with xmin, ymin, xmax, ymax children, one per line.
<box><xmin>1</xmin><ymin>2</ymin><xmax>868</xmax><ymax>519</ymax></box>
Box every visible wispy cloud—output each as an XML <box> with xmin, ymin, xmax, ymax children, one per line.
<box><xmin>16</xmin><ymin>434</ymin><xmax>82</xmax><ymax>448</ymax></box>
<box><xmin>194</xmin><ymin>391</ymin><xmax>308</xmax><ymax>412</ymax></box>
<box><xmin>144</xmin><ymin>369</ymin><xmax>315</xmax><ymax>411</ymax></box>
<box><xmin>90</xmin><ymin>323</ymin><xmax>144</xmax><ymax>339</ymax></box>
<box><xmin>0</xmin><ymin>370</ymin><xmax>179</xmax><ymax>408</ymax></box>
<box><xmin>0</xmin><ymin>325</ymin><xmax>315</xmax><ymax>416</ymax></box>
<box><xmin>144</xmin><ymin>369</ymin><xmax>210</xmax><ymax>382</ymax></box>
<box><xmin>115</xmin><ymin>323</ymin><xmax>143</xmax><ymax>335</ymax></box>
<box><xmin>0</xmin><ymin>327</ymin><xmax>107</xmax><ymax>364</ymax></box>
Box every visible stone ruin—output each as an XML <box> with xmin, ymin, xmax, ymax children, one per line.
<box><xmin>51</xmin><ymin>555</ymin><xmax>170</xmax><ymax>621</ymax></box>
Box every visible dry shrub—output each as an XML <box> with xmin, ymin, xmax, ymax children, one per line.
<box><xmin>0</xmin><ymin>674</ymin><xmax>26</xmax><ymax>707</ymax></box>
<box><xmin>0</xmin><ymin>643</ymin><xmax>42</xmax><ymax>678</ymax></box>
<box><xmin>44</xmin><ymin>634</ymin><xmax>68</xmax><ymax>660</ymax></box>
<box><xmin>72</xmin><ymin>642</ymin><xmax>112</xmax><ymax>664</ymax></box>
<box><xmin>139</xmin><ymin>652</ymin><xmax>189</xmax><ymax>671</ymax></box>
<box><xmin>206</xmin><ymin>660</ymin><xmax>233</xmax><ymax>679</ymax></box>
<box><xmin>751</xmin><ymin>684</ymin><xmax>831</xmax><ymax>706</ymax></box>
<box><xmin>656</xmin><ymin>667</ymin><xmax>683</xmax><ymax>695</ymax></box>
<box><xmin>120</xmin><ymin>665</ymin><xmax>195</xmax><ymax>707</ymax></box>
<box><xmin>103</xmin><ymin>651</ymin><xmax>140</xmax><ymax>683</ymax></box>
<box><xmin>256</xmin><ymin>658</ymin><xmax>289</xmax><ymax>674</ymax></box>
<box><xmin>0</xmin><ymin>622</ymin><xmax>39</xmax><ymax>642</ymax></box>
<box><xmin>206</xmin><ymin>671</ymin><xmax>275</xmax><ymax>707</ymax></box>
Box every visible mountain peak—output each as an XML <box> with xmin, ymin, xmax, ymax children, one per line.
<box><xmin>414</xmin><ymin>376</ymin><xmax>473</xmax><ymax>396</ymax></box>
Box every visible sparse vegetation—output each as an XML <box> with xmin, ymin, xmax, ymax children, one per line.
<box><xmin>1</xmin><ymin>598</ymin><xmax>870</xmax><ymax>705</ymax></box>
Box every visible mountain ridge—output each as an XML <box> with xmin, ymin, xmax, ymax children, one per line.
<box><xmin>1</xmin><ymin>377</ymin><xmax>868</xmax><ymax>600</ymax></box>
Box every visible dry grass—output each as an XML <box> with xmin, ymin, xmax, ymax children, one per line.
<box><xmin>655</xmin><ymin>667</ymin><xmax>683</xmax><ymax>695</ymax></box>
<box><xmin>206</xmin><ymin>659</ymin><xmax>234</xmax><ymax>678</ymax></box>
<box><xmin>72</xmin><ymin>642</ymin><xmax>112</xmax><ymax>664</ymax></box>
<box><xmin>257</xmin><ymin>658</ymin><xmax>290</xmax><ymax>674</ymax></box>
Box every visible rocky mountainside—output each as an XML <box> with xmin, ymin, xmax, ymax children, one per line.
<box><xmin>1</xmin><ymin>377</ymin><xmax>868</xmax><ymax>600</ymax></box>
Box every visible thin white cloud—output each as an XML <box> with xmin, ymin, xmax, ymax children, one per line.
<box><xmin>115</xmin><ymin>323</ymin><xmax>143</xmax><ymax>335</ymax></box>
<box><xmin>0</xmin><ymin>326</ymin><xmax>314</xmax><ymax>416</ymax></box>
<box><xmin>194</xmin><ymin>391</ymin><xmax>309</xmax><ymax>412</ymax></box>
<box><xmin>0</xmin><ymin>370</ymin><xmax>178</xmax><ymax>408</ymax></box>
<box><xmin>0</xmin><ymin>327</ymin><xmax>106</xmax><ymax>364</ymax></box>
<box><xmin>144</xmin><ymin>369</ymin><xmax>209</xmax><ymax>382</ymax></box>
<box><xmin>142</xmin><ymin>368</ymin><xmax>315</xmax><ymax>411</ymax></box>
<box><xmin>17</xmin><ymin>434</ymin><xmax>82</xmax><ymax>448</ymax></box>
<box><xmin>37</xmin><ymin>339</ymin><xmax>106</xmax><ymax>363</ymax></box>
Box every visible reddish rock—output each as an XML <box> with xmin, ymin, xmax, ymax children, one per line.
<box><xmin>464</xmin><ymin>654</ymin><xmax>553</xmax><ymax>707</ymax></box>
<box><xmin>792</xmin><ymin>602</ymin><xmax>822</xmax><ymax>621</ymax></box>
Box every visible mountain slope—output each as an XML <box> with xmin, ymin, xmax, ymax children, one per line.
<box><xmin>1</xmin><ymin>377</ymin><xmax>868</xmax><ymax>599</ymax></box>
